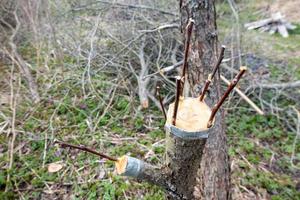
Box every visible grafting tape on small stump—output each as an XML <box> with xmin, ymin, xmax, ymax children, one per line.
<box><xmin>165</xmin><ymin>124</ymin><xmax>211</xmax><ymax>140</ymax></box>
<box><xmin>122</xmin><ymin>156</ymin><xmax>144</xmax><ymax>177</ymax></box>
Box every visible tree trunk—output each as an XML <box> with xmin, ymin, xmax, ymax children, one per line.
<box><xmin>180</xmin><ymin>0</ymin><xmax>231</xmax><ymax>199</ymax></box>
<box><xmin>117</xmin><ymin>1</ymin><xmax>231</xmax><ymax>199</ymax></box>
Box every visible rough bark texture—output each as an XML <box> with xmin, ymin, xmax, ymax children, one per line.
<box><xmin>135</xmin><ymin>160</ymin><xmax>172</xmax><ymax>192</ymax></box>
<box><xmin>180</xmin><ymin>0</ymin><xmax>231</xmax><ymax>199</ymax></box>
<box><xmin>165</xmin><ymin>129</ymin><xmax>207</xmax><ymax>199</ymax></box>
<box><xmin>121</xmin><ymin>1</ymin><xmax>231</xmax><ymax>199</ymax></box>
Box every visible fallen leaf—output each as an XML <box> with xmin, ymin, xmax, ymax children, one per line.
<box><xmin>48</xmin><ymin>162</ymin><xmax>63</xmax><ymax>173</ymax></box>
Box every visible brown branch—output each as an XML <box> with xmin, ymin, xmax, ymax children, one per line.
<box><xmin>199</xmin><ymin>79</ymin><xmax>211</xmax><ymax>101</ymax></box>
<box><xmin>253</xmin><ymin>80</ymin><xmax>300</xmax><ymax>89</ymax></box>
<box><xmin>199</xmin><ymin>45</ymin><xmax>225</xmax><ymax>101</ymax></box>
<box><xmin>156</xmin><ymin>85</ymin><xmax>167</xmax><ymax>120</ymax></box>
<box><xmin>211</xmin><ymin>45</ymin><xmax>226</xmax><ymax>79</ymax></box>
<box><xmin>6</xmin><ymin>10</ymin><xmax>40</xmax><ymax>103</ymax></box>
<box><xmin>73</xmin><ymin>1</ymin><xmax>177</xmax><ymax>16</ymax></box>
<box><xmin>172</xmin><ymin>76</ymin><xmax>182</xmax><ymax>126</ymax></box>
<box><xmin>54</xmin><ymin>140</ymin><xmax>118</xmax><ymax>162</ymax></box>
<box><xmin>180</xmin><ymin>18</ymin><xmax>194</xmax><ymax>96</ymax></box>
<box><xmin>207</xmin><ymin>67</ymin><xmax>247</xmax><ymax>128</ymax></box>
<box><xmin>220</xmin><ymin>75</ymin><xmax>264</xmax><ymax>115</ymax></box>
<box><xmin>115</xmin><ymin>156</ymin><xmax>180</xmax><ymax>198</ymax></box>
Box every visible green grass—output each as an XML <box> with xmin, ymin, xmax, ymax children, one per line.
<box><xmin>0</xmin><ymin>63</ymin><xmax>166</xmax><ymax>199</ymax></box>
<box><xmin>216</xmin><ymin>1</ymin><xmax>300</xmax><ymax>198</ymax></box>
<box><xmin>227</xmin><ymin>110</ymin><xmax>300</xmax><ymax>199</ymax></box>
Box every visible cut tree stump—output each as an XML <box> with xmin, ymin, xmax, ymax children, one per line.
<box><xmin>164</xmin><ymin>97</ymin><xmax>212</xmax><ymax>199</ymax></box>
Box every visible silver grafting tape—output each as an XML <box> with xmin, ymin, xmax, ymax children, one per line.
<box><xmin>165</xmin><ymin>124</ymin><xmax>211</xmax><ymax>140</ymax></box>
<box><xmin>122</xmin><ymin>156</ymin><xmax>144</xmax><ymax>177</ymax></box>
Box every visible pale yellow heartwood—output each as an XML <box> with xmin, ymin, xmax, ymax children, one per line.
<box><xmin>115</xmin><ymin>155</ymin><xmax>128</xmax><ymax>175</ymax></box>
<box><xmin>166</xmin><ymin>97</ymin><xmax>212</xmax><ymax>132</ymax></box>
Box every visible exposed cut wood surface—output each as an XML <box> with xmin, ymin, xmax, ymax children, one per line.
<box><xmin>115</xmin><ymin>156</ymin><xmax>128</xmax><ymax>175</ymax></box>
<box><xmin>166</xmin><ymin>97</ymin><xmax>212</xmax><ymax>132</ymax></box>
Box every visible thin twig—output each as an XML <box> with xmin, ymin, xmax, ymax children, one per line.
<box><xmin>42</xmin><ymin>91</ymin><xmax>70</xmax><ymax>168</ymax></box>
<box><xmin>180</xmin><ymin>18</ymin><xmax>194</xmax><ymax>96</ymax></box>
<box><xmin>207</xmin><ymin>67</ymin><xmax>247</xmax><ymax>128</ymax></box>
<box><xmin>139</xmin><ymin>24</ymin><xmax>179</xmax><ymax>33</ymax></box>
<box><xmin>220</xmin><ymin>75</ymin><xmax>264</xmax><ymax>115</ymax></box>
<box><xmin>252</xmin><ymin>80</ymin><xmax>300</xmax><ymax>89</ymax></box>
<box><xmin>212</xmin><ymin>45</ymin><xmax>226</xmax><ymax>78</ymax></box>
<box><xmin>291</xmin><ymin>107</ymin><xmax>300</xmax><ymax>170</ymax></box>
<box><xmin>6</xmin><ymin>65</ymin><xmax>20</xmax><ymax>192</ymax></box>
<box><xmin>71</xmin><ymin>0</ymin><xmax>177</xmax><ymax>16</ymax></box>
<box><xmin>199</xmin><ymin>79</ymin><xmax>211</xmax><ymax>102</ymax></box>
<box><xmin>172</xmin><ymin>76</ymin><xmax>182</xmax><ymax>125</ymax></box>
<box><xmin>142</xmin><ymin>61</ymin><xmax>183</xmax><ymax>80</ymax></box>
<box><xmin>55</xmin><ymin>140</ymin><xmax>118</xmax><ymax>162</ymax></box>
<box><xmin>156</xmin><ymin>85</ymin><xmax>167</xmax><ymax>120</ymax></box>
<box><xmin>199</xmin><ymin>45</ymin><xmax>225</xmax><ymax>101</ymax></box>
<box><xmin>7</xmin><ymin>10</ymin><xmax>40</xmax><ymax>103</ymax></box>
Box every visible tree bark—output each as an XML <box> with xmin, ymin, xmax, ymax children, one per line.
<box><xmin>180</xmin><ymin>0</ymin><xmax>231</xmax><ymax>199</ymax></box>
<box><xmin>165</xmin><ymin>125</ymin><xmax>208</xmax><ymax>199</ymax></box>
<box><xmin>117</xmin><ymin>1</ymin><xmax>231</xmax><ymax>199</ymax></box>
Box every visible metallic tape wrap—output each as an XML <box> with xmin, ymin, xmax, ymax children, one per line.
<box><xmin>165</xmin><ymin>124</ymin><xmax>211</xmax><ymax>140</ymax></box>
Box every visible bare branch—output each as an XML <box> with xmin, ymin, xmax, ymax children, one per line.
<box><xmin>156</xmin><ymin>85</ymin><xmax>167</xmax><ymax>120</ymax></box>
<box><xmin>139</xmin><ymin>24</ymin><xmax>179</xmax><ymax>33</ymax></box>
<box><xmin>172</xmin><ymin>76</ymin><xmax>182</xmax><ymax>126</ymax></box>
<box><xmin>55</xmin><ymin>140</ymin><xmax>118</xmax><ymax>162</ymax></box>
<box><xmin>253</xmin><ymin>81</ymin><xmax>300</xmax><ymax>89</ymax></box>
<box><xmin>142</xmin><ymin>61</ymin><xmax>183</xmax><ymax>80</ymax></box>
<box><xmin>207</xmin><ymin>67</ymin><xmax>247</xmax><ymax>128</ymax></box>
<box><xmin>180</xmin><ymin>18</ymin><xmax>194</xmax><ymax>96</ymax></box>
<box><xmin>137</xmin><ymin>38</ymin><xmax>150</xmax><ymax>108</ymax></box>
<box><xmin>199</xmin><ymin>45</ymin><xmax>225</xmax><ymax>101</ymax></box>
<box><xmin>5</xmin><ymin>9</ymin><xmax>40</xmax><ymax>103</ymax></box>
<box><xmin>220</xmin><ymin>75</ymin><xmax>264</xmax><ymax>115</ymax></box>
<box><xmin>71</xmin><ymin>1</ymin><xmax>177</xmax><ymax>16</ymax></box>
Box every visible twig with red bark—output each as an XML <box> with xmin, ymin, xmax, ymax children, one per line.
<box><xmin>199</xmin><ymin>45</ymin><xmax>225</xmax><ymax>101</ymax></box>
<box><xmin>180</xmin><ymin>18</ymin><xmax>194</xmax><ymax>96</ymax></box>
<box><xmin>172</xmin><ymin>76</ymin><xmax>182</xmax><ymax>126</ymax></box>
<box><xmin>54</xmin><ymin>140</ymin><xmax>118</xmax><ymax>162</ymax></box>
<box><xmin>207</xmin><ymin>67</ymin><xmax>247</xmax><ymax>128</ymax></box>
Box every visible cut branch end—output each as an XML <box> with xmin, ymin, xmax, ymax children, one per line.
<box><xmin>115</xmin><ymin>155</ymin><xmax>128</xmax><ymax>175</ymax></box>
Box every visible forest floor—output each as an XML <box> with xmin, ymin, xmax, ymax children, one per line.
<box><xmin>0</xmin><ymin>0</ymin><xmax>300</xmax><ymax>199</ymax></box>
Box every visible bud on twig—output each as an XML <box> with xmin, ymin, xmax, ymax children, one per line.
<box><xmin>207</xmin><ymin>66</ymin><xmax>247</xmax><ymax>128</ymax></box>
<box><xmin>199</xmin><ymin>45</ymin><xmax>226</xmax><ymax>101</ymax></box>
